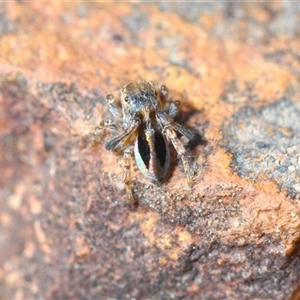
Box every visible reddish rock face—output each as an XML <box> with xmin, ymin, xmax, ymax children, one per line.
<box><xmin>1</xmin><ymin>2</ymin><xmax>300</xmax><ymax>299</ymax></box>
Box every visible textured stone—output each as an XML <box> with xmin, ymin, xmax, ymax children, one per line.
<box><xmin>1</xmin><ymin>2</ymin><xmax>300</xmax><ymax>299</ymax></box>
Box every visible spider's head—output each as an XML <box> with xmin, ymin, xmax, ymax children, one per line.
<box><xmin>120</xmin><ymin>81</ymin><xmax>161</xmax><ymax>119</ymax></box>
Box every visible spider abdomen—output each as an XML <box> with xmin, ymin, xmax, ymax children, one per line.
<box><xmin>134</xmin><ymin>128</ymin><xmax>170</xmax><ymax>183</ymax></box>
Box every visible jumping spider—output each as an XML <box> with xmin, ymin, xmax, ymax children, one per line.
<box><xmin>94</xmin><ymin>80</ymin><xmax>195</xmax><ymax>205</ymax></box>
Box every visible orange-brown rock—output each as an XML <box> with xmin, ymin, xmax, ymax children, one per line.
<box><xmin>1</xmin><ymin>2</ymin><xmax>300</xmax><ymax>299</ymax></box>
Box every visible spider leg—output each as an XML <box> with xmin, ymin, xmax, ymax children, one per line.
<box><xmin>95</xmin><ymin>119</ymin><xmax>119</xmax><ymax>133</ymax></box>
<box><xmin>123</xmin><ymin>146</ymin><xmax>137</xmax><ymax>206</ymax></box>
<box><xmin>106</xmin><ymin>119</ymin><xmax>140</xmax><ymax>151</ymax></box>
<box><xmin>159</xmin><ymin>84</ymin><xmax>168</xmax><ymax>104</ymax></box>
<box><xmin>160</xmin><ymin>85</ymin><xmax>180</xmax><ymax>118</ymax></box>
<box><xmin>157</xmin><ymin>111</ymin><xmax>194</xmax><ymax>141</ymax></box>
<box><xmin>165</xmin><ymin>101</ymin><xmax>180</xmax><ymax>119</ymax></box>
<box><xmin>106</xmin><ymin>93</ymin><xmax>122</xmax><ymax>118</ymax></box>
<box><xmin>170</xmin><ymin>122</ymin><xmax>195</xmax><ymax>141</ymax></box>
<box><xmin>93</xmin><ymin>118</ymin><xmax>120</xmax><ymax>142</ymax></box>
<box><xmin>156</xmin><ymin>112</ymin><xmax>194</xmax><ymax>184</ymax></box>
<box><xmin>165</xmin><ymin>126</ymin><xmax>193</xmax><ymax>183</ymax></box>
<box><xmin>93</xmin><ymin>93</ymin><xmax>122</xmax><ymax>141</ymax></box>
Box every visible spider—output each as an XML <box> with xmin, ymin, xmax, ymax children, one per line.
<box><xmin>94</xmin><ymin>80</ymin><xmax>195</xmax><ymax>205</ymax></box>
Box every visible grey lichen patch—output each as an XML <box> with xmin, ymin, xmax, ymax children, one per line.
<box><xmin>0</xmin><ymin>10</ymin><xmax>18</xmax><ymax>36</ymax></box>
<box><xmin>222</xmin><ymin>97</ymin><xmax>300</xmax><ymax>199</ymax></box>
<box><xmin>122</xmin><ymin>7</ymin><xmax>149</xmax><ymax>33</ymax></box>
<box><xmin>158</xmin><ymin>2</ymin><xmax>224</xmax><ymax>23</ymax></box>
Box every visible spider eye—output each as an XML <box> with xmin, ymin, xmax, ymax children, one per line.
<box><xmin>124</xmin><ymin>96</ymin><xmax>129</xmax><ymax>103</ymax></box>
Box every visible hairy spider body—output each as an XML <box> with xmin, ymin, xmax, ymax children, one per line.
<box><xmin>95</xmin><ymin>80</ymin><xmax>194</xmax><ymax>204</ymax></box>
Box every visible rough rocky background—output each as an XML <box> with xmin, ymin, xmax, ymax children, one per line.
<box><xmin>1</xmin><ymin>2</ymin><xmax>300</xmax><ymax>299</ymax></box>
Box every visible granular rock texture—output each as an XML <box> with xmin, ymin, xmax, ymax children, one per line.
<box><xmin>223</xmin><ymin>97</ymin><xmax>300</xmax><ymax>199</ymax></box>
<box><xmin>1</xmin><ymin>2</ymin><xmax>300</xmax><ymax>300</ymax></box>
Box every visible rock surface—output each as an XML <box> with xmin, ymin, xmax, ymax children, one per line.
<box><xmin>1</xmin><ymin>2</ymin><xmax>300</xmax><ymax>299</ymax></box>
